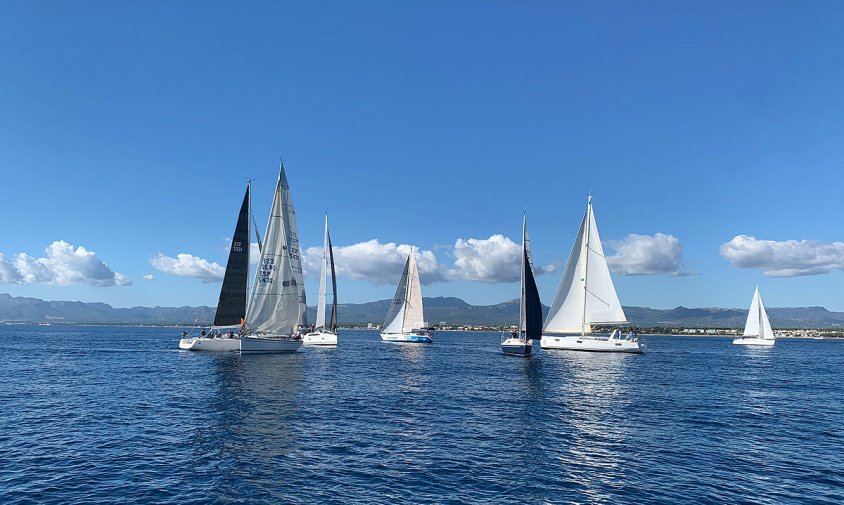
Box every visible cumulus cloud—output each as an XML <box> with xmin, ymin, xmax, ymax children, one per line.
<box><xmin>446</xmin><ymin>235</ymin><xmax>555</xmax><ymax>283</ymax></box>
<box><xmin>302</xmin><ymin>235</ymin><xmax>555</xmax><ymax>285</ymax></box>
<box><xmin>606</xmin><ymin>233</ymin><xmax>692</xmax><ymax>276</ymax></box>
<box><xmin>302</xmin><ymin>239</ymin><xmax>442</xmax><ymax>284</ymax></box>
<box><xmin>720</xmin><ymin>235</ymin><xmax>844</xmax><ymax>277</ymax></box>
<box><xmin>0</xmin><ymin>241</ymin><xmax>131</xmax><ymax>286</ymax></box>
<box><xmin>142</xmin><ymin>274</ymin><xmax>155</xmax><ymax>281</ymax></box>
<box><xmin>150</xmin><ymin>253</ymin><xmax>225</xmax><ymax>282</ymax></box>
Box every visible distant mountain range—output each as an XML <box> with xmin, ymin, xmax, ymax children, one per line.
<box><xmin>1</xmin><ymin>293</ymin><xmax>843</xmax><ymax>328</ymax></box>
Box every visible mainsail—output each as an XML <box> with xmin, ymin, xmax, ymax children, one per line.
<box><xmin>743</xmin><ymin>287</ymin><xmax>774</xmax><ymax>340</ymax></box>
<box><xmin>328</xmin><ymin>226</ymin><xmax>338</xmax><ymax>332</ymax></box>
<box><xmin>315</xmin><ymin>215</ymin><xmax>336</xmax><ymax>331</ymax></box>
<box><xmin>520</xmin><ymin>214</ymin><xmax>543</xmax><ymax>341</ymax></box>
<box><xmin>245</xmin><ymin>167</ymin><xmax>301</xmax><ymax>335</ymax></box>
<box><xmin>543</xmin><ymin>196</ymin><xmax>627</xmax><ymax>334</ymax></box>
<box><xmin>383</xmin><ymin>249</ymin><xmax>425</xmax><ymax>333</ymax></box>
<box><xmin>213</xmin><ymin>183</ymin><xmax>251</xmax><ymax>327</ymax></box>
<box><xmin>277</xmin><ymin>161</ymin><xmax>308</xmax><ymax>327</ymax></box>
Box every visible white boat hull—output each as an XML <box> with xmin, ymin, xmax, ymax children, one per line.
<box><xmin>178</xmin><ymin>337</ymin><xmax>240</xmax><ymax>352</ymax></box>
<box><xmin>380</xmin><ymin>332</ymin><xmax>433</xmax><ymax>343</ymax></box>
<box><xmin>240</xmin><ymin>335</ymin><xmax>302</xmax><ymax>353</ymax></box>
<box><xmin>540</xmin><ymin>335</ymin><xmax>640</xmax><ymax>353</ymax></box>
<box><xmin>501</xmin><ymin>337</ymin><xmax>533</xmax><ymax>356</ymax></box>
<box><xmin>733</xmin><ymin>337</ymin><xmax>775</xmax><ymax>346</ymax></box>
<box><xmin>303</xmin><ymin>331</ymin><xmax>338</xmax><ymax>346</ymax></box>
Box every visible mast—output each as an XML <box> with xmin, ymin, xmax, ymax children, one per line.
<box><xmin>757</xmin><ymin>287</ymin><xmax>763</xmax><ymax>338</ymax></box>
<box><xmin>581</xmin><ymin>196</ymin><xmax>591</xmax><ymax>336</ymax></box>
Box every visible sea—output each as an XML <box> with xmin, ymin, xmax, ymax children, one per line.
<box><xmin>0</xmin><ymin>326</ymin><xmax>842</xmax><ymax>504</ymax></box>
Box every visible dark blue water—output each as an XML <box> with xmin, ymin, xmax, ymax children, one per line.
<box><xmin>1</xmin><ymin>326</ymin><xmax>842</xmax><ymax>504</ymax></box>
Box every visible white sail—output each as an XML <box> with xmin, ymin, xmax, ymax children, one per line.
<box><xmin>245</xmin><ymin>168</ymin><xmax>300</xmax><ymax>335</ymax></box>
<box><xmin>543</xmin><ymin>197</ymin><xmax>627</xmax><ymax>334</ymax></box>
<box><xmin>743</xmin><ymin>287</ymin><xmax>775</xmax><ymax>340</ymax></box>
<box><xmin>383</xmin><ymin>257</ymin><xmax>410</xmax><ymax>333</ymax></box>
<box><xmin>277</xmin><ymin>162</ymin><xmax>308</xmax><ymax>327</ymax></box>
<box><xmin>402</xmin><ymin>249</ymin><xmax>425</xmax><ymax>332</ymax></box>
<box><xmin>315</xmin><ymin>215</ymin><xmax>329</xmax><ymax>330</ymax></box>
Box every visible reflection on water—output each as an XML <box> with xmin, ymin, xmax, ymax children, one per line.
<box><xmin>545</xmin><ymin>350</ymin><xmax>635</xmax><ymax>502</ymax></box>
<box><xmin>191</xmin><ymin>352</ymin><xmax>305</xmax><ymax>491</ymax></box>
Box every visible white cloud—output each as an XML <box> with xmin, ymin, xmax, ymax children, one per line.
<box><xmin>720</xmin><ymin>235</ymin><xmax>844</xmax><ymax>277</ymax></box>
<box><xmin>0</xmin><ymin>241</ymin><xmax>131</xmax><ymax>286</ymax></box>
<box><xmin>302</xmin><ymin>235</ymin><xmax>555</xmax><ymax>285</ymax></box>
<box><xmin>150</xmin><ymin>253</ymin><xmax>225</xmax><ymax>282</ymax></box>
<box><xmin>302</xmin><ymin>239</ymin><xmax>442</xmax><ymax>284</ymax></box>
<box><xmin>606</xmin><ymin>233</ymin><xmax>692</xmax><ymax>276</ymax></box>
<box><xmin>142</xmin><ymin>274</ymin><xmax>155</xmax><ymax>281</ymax></box>
<box><xmin>446</xmin><ymin>234</ymin><xmax>555</xmax><ymax>283</ymax></box>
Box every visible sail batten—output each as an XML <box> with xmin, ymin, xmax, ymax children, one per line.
<box><xmin>543</xmin><ymin>197</ymin><xmax>627</xmax><ymax>334</ymax></box>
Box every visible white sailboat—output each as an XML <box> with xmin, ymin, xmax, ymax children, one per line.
<box><xmin>540</xmin><ymin>196</ymin><xmax>640</xmax><ymax>353</ymax></box>
<box><xmin>733</xmin><ymin>286</ymin><xmax>776</xmax><ymax>346</ymax></box>
<box><xmin>179</xmin><ymin>181</ymin><xmax>255</xmax><ymax>352</ymax></box>
<box><xmin>303</xmin><ymin>214</ymin><xmax>339</xmax><ymax>346</ymax></box>
<box><xmin>501</xmin><ymin>213</ymin><xmax>542</xmax><ymax>356</ymax></box>
<box><xmin>380</xmin><ymin>248</ymin><xmax>433</xmax><ymax>343</ymax></box>
<box><xmin>240</xmin><ymin>161</ymin><xmax>305</xmax><ymax>353</ymax></box>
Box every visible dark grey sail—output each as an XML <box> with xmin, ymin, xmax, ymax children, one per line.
<box><xmin>213</xmin><ymin>185</ymin><xmax>251</xmax><ymax>327</ymax></box>
<box><xmin>328</xmin><ymin>231</ymin><xmax>338</xmax><ymax>332</ymax></box>
<box><xmin>523</xmin><ymin>246</ymin><xmax>543</xmax><ymax>340</ymax></box>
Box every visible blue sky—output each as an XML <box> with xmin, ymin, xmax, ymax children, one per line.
<box><xmin>2</xmin><ymin>1</ymin><xmax>844</xmax><ymax>310</ymax></box>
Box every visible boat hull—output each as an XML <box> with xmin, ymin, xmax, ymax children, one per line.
<box><xmin>303</xmin><ymin>331</ymin><xmax>338</xmax><ymax>346</ymax></box>
<box><xmin>733</xmin><ymin>337</ymin><xmax>775</xmax><ymax>346</ymax></box>
<box><xmin>501</xmin><ymin>337</ymin><xmax>533</xmax><ymax>356</ymax></box>
<box><xmin>380</xmin><ymin>332</ymin><xmax>433</xmax><ymax>343</ymax></box>
<box><xmin>178</xmin><ymin>337</ymin><xmax>240</xmax><ymax>352</ymax></box>
<box><xmin>540</xmin><ymin>335</ymin><xmax>640</xmax><ymax>353</ymax></box>
<box><xmin>240</xmin><ymin>335</ymin><xmax>302</xmax><ymax>353</ymax></box>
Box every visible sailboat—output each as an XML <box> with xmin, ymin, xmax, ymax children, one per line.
<box><xmin>380</xmin><ymin>248</ymin><xmax>433</xmax><ymax>343</ymax></box>
<box><xmin>501</xmin><ymin>213</ymin><xmax>542</xmax><ymax>356</ymax></box>
<box><xmin>303</xmin><ymin>214</ymin><xmax>339</xmax><ymax>345</ymax></box>
<box><xmin>179</xmin><ymin>182</ymin><xmax>254</xmax><ymax>352</ymax></box>
<box><xmin>240</xmin><ymin>161</ymin><xmax>306</xmax><ymax>353</ymax></box>
<box><xmin>540</xmin><ymin>196</ymin><xmax>640</xmax><ymax>353</ymax></box>
<box><xmin>733</xmin><ymin>286</ymin><xmax>776</xmax><ymax>346</ymax></box>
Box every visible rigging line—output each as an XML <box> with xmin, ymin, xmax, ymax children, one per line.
<box><xmin>584</xmin><ymin>287</ymin><xmax>612</xmax><ymax>307</ymax></box>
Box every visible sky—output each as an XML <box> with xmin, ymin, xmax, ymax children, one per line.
<box><xmin>2</xmin><ymin>1</ymin><xmax>844</xmax><ymax>311</ymax></box>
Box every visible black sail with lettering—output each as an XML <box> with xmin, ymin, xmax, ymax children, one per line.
<box><xmin>214</xmin><ymin>185</ymin><xmax>251</xmax><ymax>326</ymax></box>
<box><xmin>523</xmin><ymin>247</ymin><xmax>543</xmax><ymax>340</ymax></box>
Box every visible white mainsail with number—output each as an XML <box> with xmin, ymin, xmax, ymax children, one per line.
<box><xmin>245</xmin><ymin>162</ymin><xmax>302</xmax><ymax>336</ymax></box>
<box><xmin>743</xmin><ymin>286</ymin><xmax>775</xmax><ymax>340</ymax></box>
<box><xmin>383</xmin><ymin>249</ymin><xmax>425</xmax><ymax>334</ymax></box>
<box><xmin>543</xmin><ymin>196</ymin><xmax>627</xmax><ymax>335</ymax></box>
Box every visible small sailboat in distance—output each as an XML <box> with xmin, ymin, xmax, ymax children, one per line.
<box><xmin>304</xmin><ymin>214</ymin><xmax>339</xmax><ymax>345</ymax></box>
<box><xmin>501</xmin><ymin>212</ymin><xmax>542</xmax><ymax>356</ymax></box>
<box><xmin>540</xmin><ymin>196</ymin><xmax>640</xmax><ymax>353</ymax></box>
<box><xmin>380</xmin><ymin>248</ymin><xmax>433</xmax><ymax>343</ymax></box>
<box><xmin>240</xmin><ymin>161</ymin><xmax>305</xmax><ymax>353</ymax></box>
<box><xmin>733</xmin><ymin>286</ymin><xmax>776</xmax><ymax>346</ymax></box>
<box><xmin>179</xmin><ymin>181</ymin><xmax>254</xmax><ymax>352</ymax></box>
